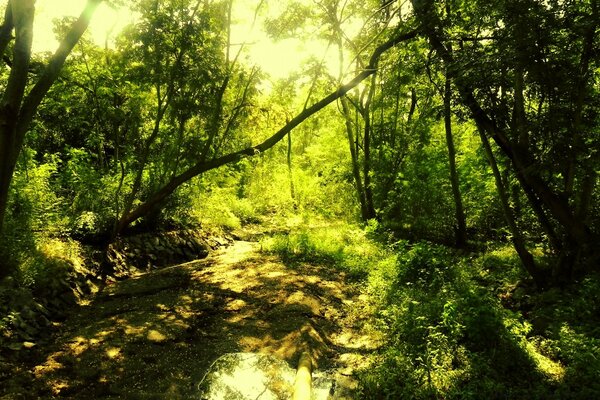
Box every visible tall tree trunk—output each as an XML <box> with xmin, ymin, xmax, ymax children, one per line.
<box><xmin>0</xmin><ymin>0</ymin><xmax>35</xmax><ymax>238</ymax></box>
<box><xmin>334</xmin><ymin>18</ymin><xmax>368</xmax><ymax>221</ymax></box>
<box><xmin>362</xmin><ymin>72</ymin><xmax>377</xmax><ymax>220</ymax></box>
<box><xmin>287</xmin><ymin>131</ymin><xmax>296</xmax><ymax>204</ymax></box>
<box><xmin>341</xmin><ymin>96</ymin><xmax>369</xmax><ymax>220</ymax></box>
<box><xmin>478</xmin><ymin>126</ymin><xmax>545</xmax><ymax>287</ymax></box>
<box><xmin>444</xmin><ymin>75</ymin><xmax>466</xmax><ymax>247</ymax></box>
<box><xmin>411</xmin><ymin>1</ymin><xmax>595</xmax><ymax>251</ymax></box>
<box><xmin>564</xmin><ymin>1</ymin><xmax>598</xmax><ymax>198</ymax></box>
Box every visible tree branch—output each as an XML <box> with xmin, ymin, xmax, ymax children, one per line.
<box><xmin>0</xmin><ymin>1</ymin><xmax>14</xmax><ymax>60</ymax></box>
<box><xmin>16</xmin><ymin>0</ymin><xmax>102</xmax><ymax>143</ymax></box>
<box><xmin>116</xmin><ymin>27</ymin><xmax>419</xmax><ymax>232</ymax></box>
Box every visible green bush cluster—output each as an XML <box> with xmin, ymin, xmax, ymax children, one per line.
<box><xmin>359</xmin><ymin>243</ymin><xmax>600</xmax><ymax>399</ymax></box>
<box><xmin>394</xmin><ymin>242</ymin><xmax>456</xmax><ymax>291</ymax></box>
<box><xmin>260</xmin><ymin>223</ymin><xmax>390</xmax><ymax>280</ymax></box>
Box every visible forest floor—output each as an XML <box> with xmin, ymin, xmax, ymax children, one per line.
<box><xmin>2</xmin><ymin>234</ymin><xmax>380</xmax><ymax>399</ymax></box>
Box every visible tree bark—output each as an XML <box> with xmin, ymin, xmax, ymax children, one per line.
<box><xmin>0</xmin><ymin>0</ymin><xmax>34</xmax><ymax>237</ymax></box>
<box><xmin>340</xmin><ymin>96</ymin><xmax>368</xmax><ymax>220</ymax></box>
<box><xmin>564</xmin><ymin>1</ymin><xmax>598</xmax><ymax>198</ymax></box>
<box><xmin>287</xmin><ymin>131</ymin><xmax>296</xmax><ymax>203</ymax></box>
<box><xmin>362</xmin><ymin>71</ymin><xmax>377</xmax><ymax>220</ymax></box>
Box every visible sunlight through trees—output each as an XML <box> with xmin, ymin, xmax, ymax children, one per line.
<box><xmin>1</xmin><ymin>0</ymin><xmax>600</xmax><ymax>398</ymax></box>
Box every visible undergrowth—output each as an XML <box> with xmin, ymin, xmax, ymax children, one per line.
<box><xmin>359</xmin><ymin>241</ymin><xmax>600</xmax><ymax>399</ymax></box>
<box><xmin>259</xmin><ymin>224</ymin><xmax>600</xmax><ymax>399</ymax></box>
<box><xmin>259</xmin><ymin>222</ymin><xmax>391</xmax><ymax>280</ymax></box>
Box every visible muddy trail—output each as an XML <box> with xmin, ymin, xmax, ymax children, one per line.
<box><xmin>3</xmin><ymin>240</ymin><xmax>378</xmax><ymax>399</ymax></box>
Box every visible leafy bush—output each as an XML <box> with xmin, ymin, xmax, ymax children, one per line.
<box><xmin>359</xmin><ymin>243</ymin><xmax>575</xmax><ymax>399</ymax></box>
<box><xmin>395</xmin><ymin>241</ymin><xmax>456</xmax><ymax>291</ymax></box>
<box><xmin>189</xmin><ymin>185</ymin><xmax>260</xmax><ymax>230</ymax></box>
<box><xmin>260</xmin><ymin>223</ymin><xmax>390</xmax><ymax>280</ymax></box>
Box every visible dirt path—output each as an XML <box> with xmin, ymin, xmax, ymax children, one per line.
<box><xmin>5</xmin><ymin>240</ymin><xmax>378</xmax><ymax>399</ymax></box>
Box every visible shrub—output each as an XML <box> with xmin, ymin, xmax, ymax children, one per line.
<box><xmin>360</xmin><ymin>242</ymin><xmax>565</xmax><ymax>399</ymax></box>
<box><xmin>260</xmin><ymin>223</ymin><xmax>391</xmax><ymax>281</ymax></box>
<box><xmin>395</xmin><ymin>241</ymin><xmax>455</xmax><ymax>291</ymax></box>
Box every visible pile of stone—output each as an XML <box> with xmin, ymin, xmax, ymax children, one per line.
<box><xmin>107</xmin><ymin>230</ymin><xmax>231</xmax><ymax>277</ymax></box>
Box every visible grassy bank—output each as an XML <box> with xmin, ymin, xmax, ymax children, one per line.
<box><xmin>260</xmin><ymin>222</ymin><xmax>600</xmax><ymax>399</ymax></box>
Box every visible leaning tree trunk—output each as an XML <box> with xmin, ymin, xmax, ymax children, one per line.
<box><xmin>478</xmin><ymin>126</ymin><xmax>545</xmax><ymax>287</ymax></box>
<box><xmin>0</xmin><ymin>0</ymin><xmax>34</xmax><ymax>237</ymax></box>
<box><xmin>0</xmin><ymin>0</ymin><xmax>101</xmax><ymax>278</ymax></box>
<box><xmin>114</xmin><ymin>29</ymin><xmax>419</xmax><ymax>234</ymax></box>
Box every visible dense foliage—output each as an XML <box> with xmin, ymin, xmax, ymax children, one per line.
<box><xmin>1</xmin><ymin>0</ymin><xmax>599</xmax><ymax>398</ymax></box>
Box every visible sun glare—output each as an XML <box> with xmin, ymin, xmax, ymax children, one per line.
<box><xmin>26</xmin><ymin>0</ymin><xmax>357</xmax><ymax>82</ymax></box>
<box><xmin>230</xmin><ymin>1</ymin><xmax>341</xmax><ymax>81</ymax></box>
<box><xmin>32</xmin><ymin>0</ymin><xmax>131</xmax><ymax>53</ymax></box>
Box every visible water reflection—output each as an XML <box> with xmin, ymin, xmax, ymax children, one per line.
<box><xmin>197</xmin><ymin>353</ymin><xmax>334</xmax><ymax>400</ymax></box>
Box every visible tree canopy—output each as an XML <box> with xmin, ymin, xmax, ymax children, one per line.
<box><xmin>1</xmin><ymin>0</ymin><xmax>600</xmax><ymax>397</ymax></box>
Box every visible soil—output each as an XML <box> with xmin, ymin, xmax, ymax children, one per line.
<box><xmin>1</xmin><ymin>238</ymin><xmax>380</xmax><ymax>399</ymax></box>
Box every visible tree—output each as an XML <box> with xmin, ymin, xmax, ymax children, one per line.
<box><xmin>410</xmin><ymin>0</ymin><xmax>600</xmax><ymax>282</ymax></box>
<box><xmin>443</xmin><ymin>74</ymin><xmax>467</xmax><ymax>247</ymax></box>
<box><xmin>0</xmin><ymin>0</ymin><xmax>103</xmax><ymax>277</ymax></box>
<box><xmin>113</xmin><ymin>26</ymin><xmax>419</xmax><ymax>233</ymax></box>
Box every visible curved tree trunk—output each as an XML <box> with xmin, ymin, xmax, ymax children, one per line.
<box><xmin>114</xmin><ymin>28</ymin><xmax>419</xmax><ymax>234</ymax></box>
<box><xmin>0</xmin><ymin>0</ymin><xmax>101</xmax><ymax>254</ymax></box>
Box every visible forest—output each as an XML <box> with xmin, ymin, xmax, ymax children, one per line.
<box><xmin>1</xmin><ymin>0</ymin><xmax>599</xmax><ymax>398</ymax></box>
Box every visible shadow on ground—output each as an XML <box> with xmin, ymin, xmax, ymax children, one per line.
<box><xmin>2</xmin><ymin>241</ymin><xmax>378</xmax><ymax>399</ymax></box>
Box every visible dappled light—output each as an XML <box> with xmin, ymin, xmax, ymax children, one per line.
<box><xmin>6</xmin><ymin>240</ymin><xmax>375</xmax><ymax>398</ymax></box>
<box><xmin>2</xmin><ymin>0</ymin><xmax>600</xmax><ymax>398</ymax></box>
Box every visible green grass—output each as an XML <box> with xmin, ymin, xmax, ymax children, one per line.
<box><xmin>259</xmin><ymin>222</ymin><xmax>392</xmax><ymax>280</ymax></box>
